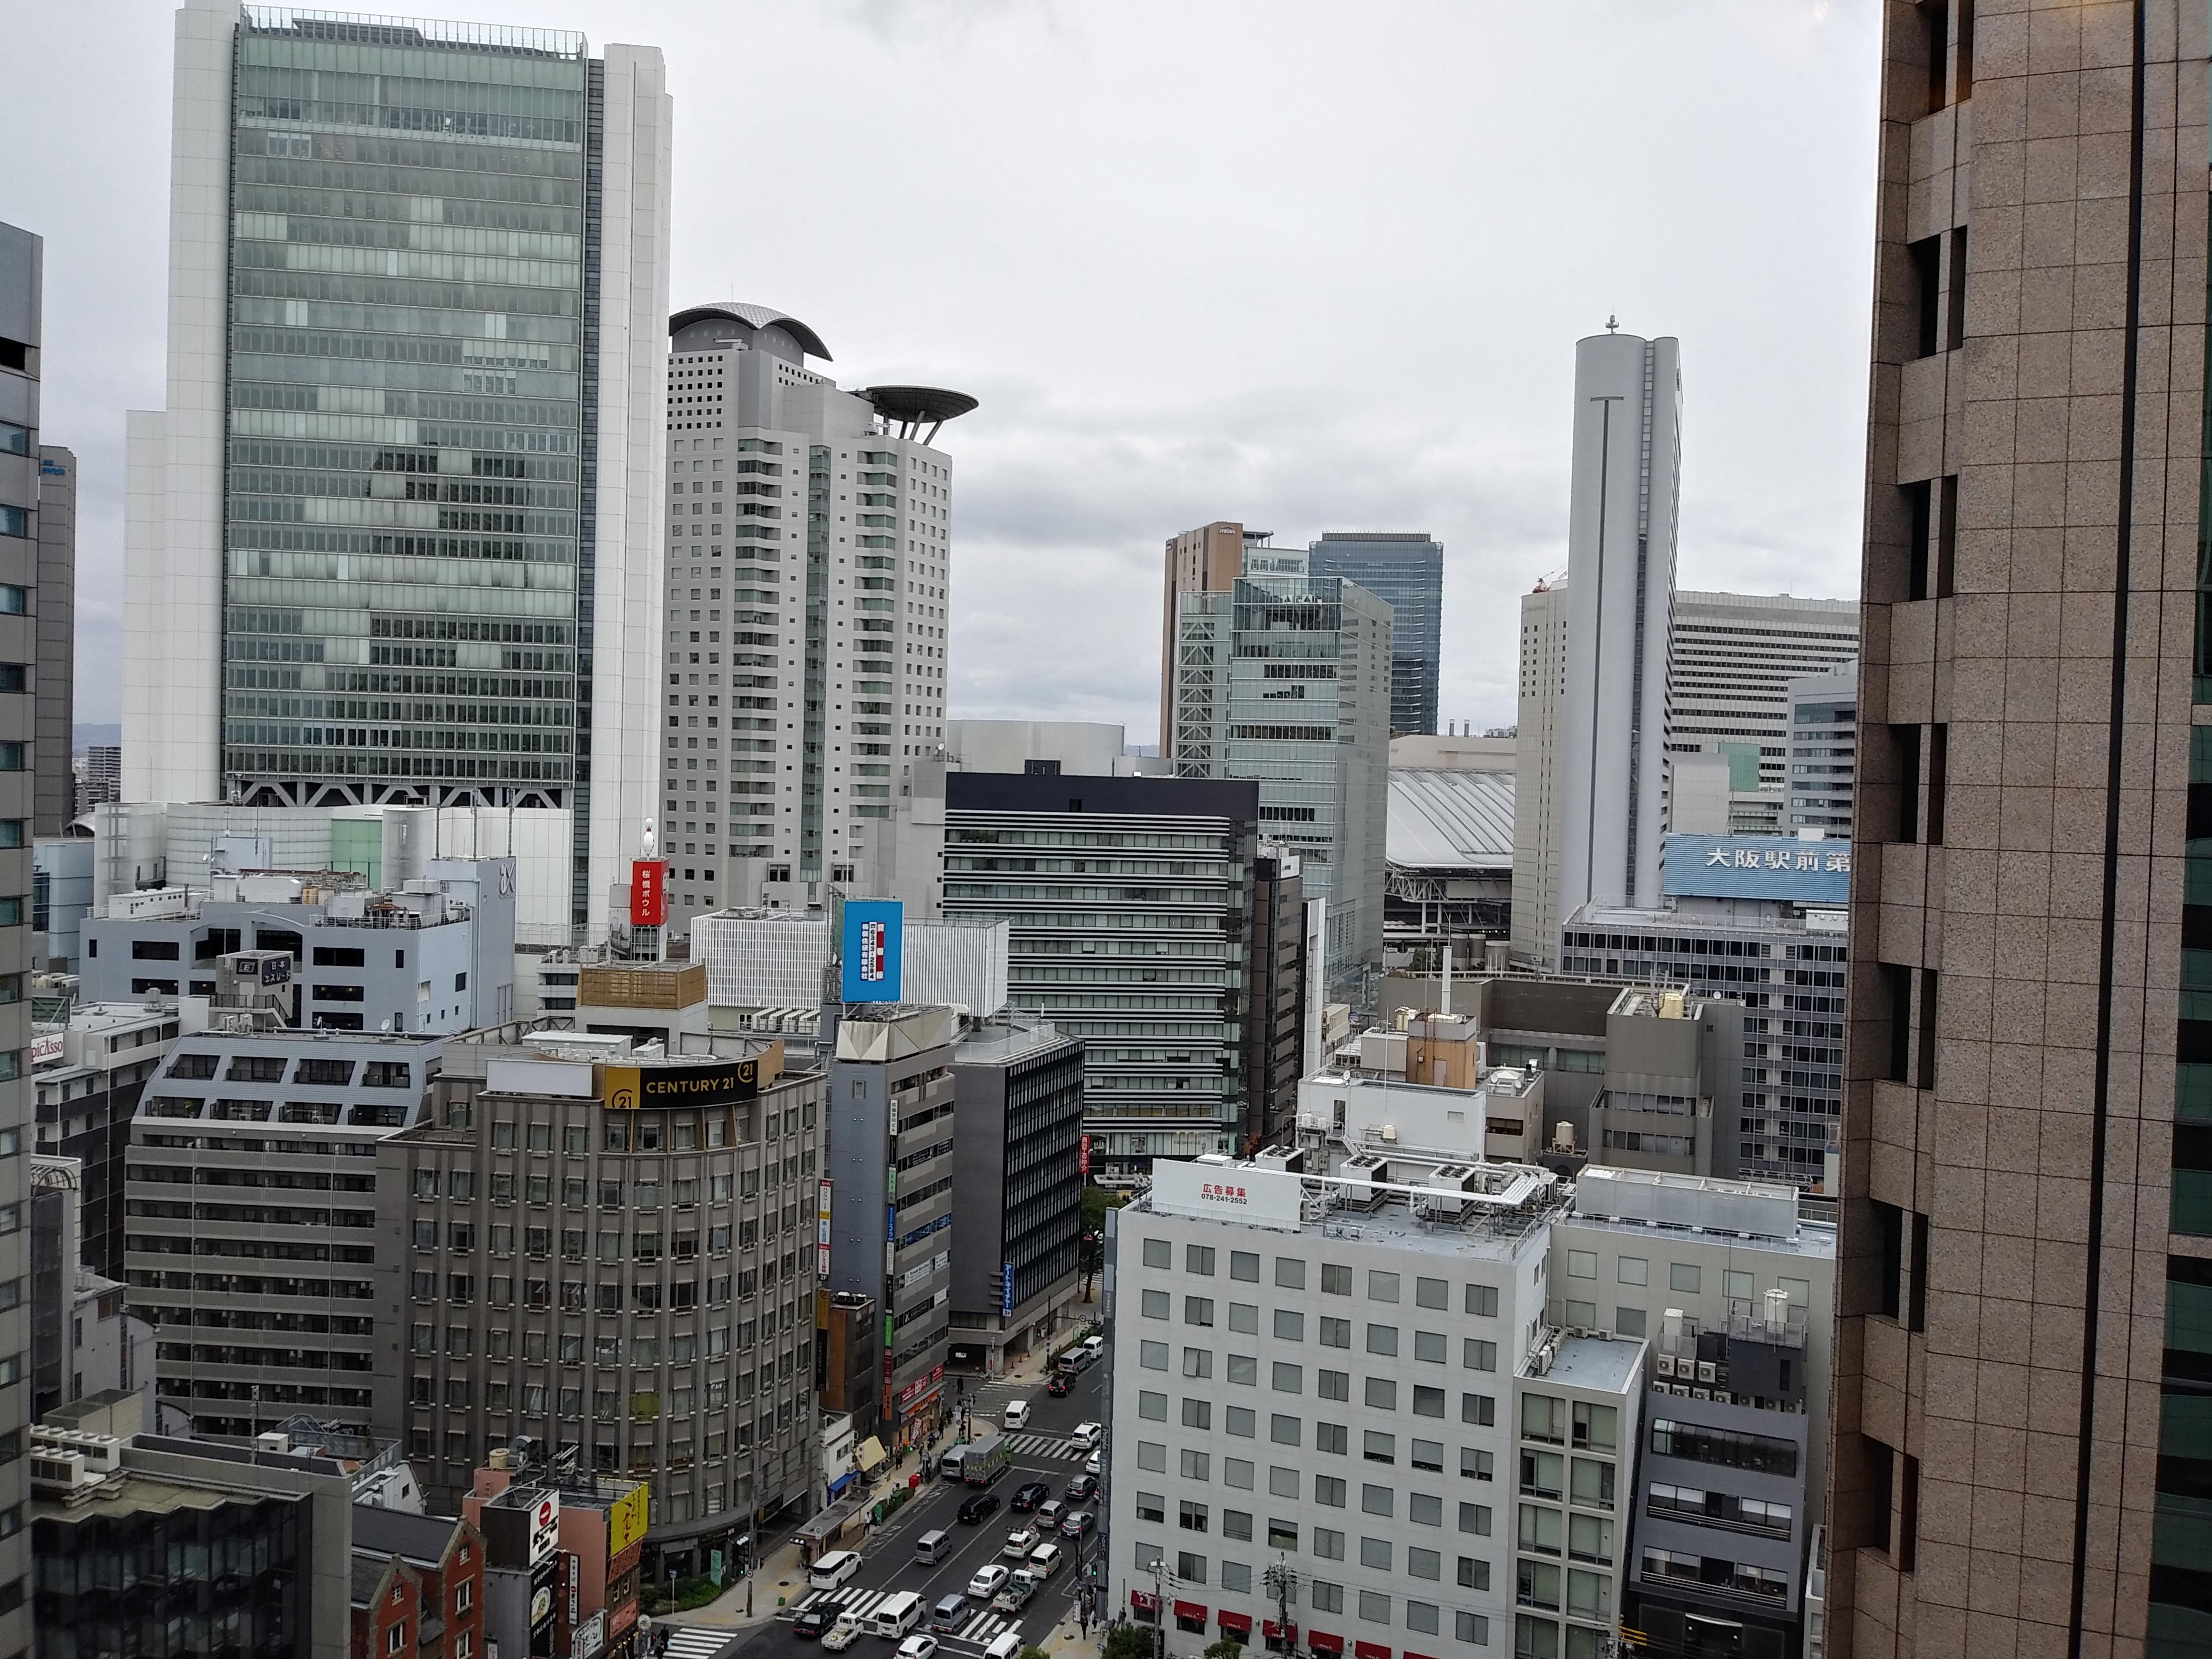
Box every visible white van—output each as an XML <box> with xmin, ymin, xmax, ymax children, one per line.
<box><xmin>1002</xmin><ymin>1399</ymin><xmax>1031</xmax><ymax>1431</ymax></box>
<box><xmin>809</xmin><ymin>1550</ymin><xmax>863</xmax><ymax>1592</ymax></box>
<box><xmin>985</xmin><ymin>1634</ymin><xmax>1025</xmax><ymax>1659</ymax></box>
<box><xmin>1026</xmin><ymin>1541</ymin><xmax>1065</xmax><ymax>1580</ymax></box>
<box><xmin>872</xmin><ymin>1592</ymin><xmax>926</xmax><ymax>1638</ymax></box>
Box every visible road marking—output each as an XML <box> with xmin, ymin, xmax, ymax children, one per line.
<box><xmin>661</xmin><ymin>1631</ymin><xmax>739</xmax><ymax>1659</ymax></box>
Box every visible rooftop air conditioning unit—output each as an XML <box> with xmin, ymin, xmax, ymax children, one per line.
<box><xmin>1692</xmin><ymin>1387</ymin><xmax>1712</xmax><ymax>1401</ymax></box>
<box><xmin>1655</xmin><ymin>1354</ymin><xmax>1677</xmax><ymax>1378</ymax></box>
<box><xmin>1697</xmin><ymin>1362</ymin><xmax>1718</xmax><ymax>1385</ymax></box>
<box><xmin>1380</xmin><ymin>1125</ymin><xmax>1398</xmax><ymax>1143</ymax></box>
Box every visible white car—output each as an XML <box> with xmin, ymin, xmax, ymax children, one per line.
<box><xmin>1086</xmin><ymin>1449</ymin><xmax>1102</xmax><ymax>1477</ymax></box>
<box><xmin>821</xmin><ymin>1618</ymin><xmax>864</xmax><ymax>1652</ymax></box>
<box><xmin>1071</xmin><ymin>1421</ymin><xmax>1103</xmax><ymax>1451</ymax></box>
<box><xmin>896</xmin><ymin>1637</ymin><xmax>940</xmax><ymax>1659</ymax></box>
<box><xmin>1002</xmin><ymin>1526</ymin><xmax>1040</xmax><ymax>1559</ymax></box>
<box><xmin>968</xmin><ymin>1564</ymin><xmax>1012</xmax><ymax>1600</ymax></box>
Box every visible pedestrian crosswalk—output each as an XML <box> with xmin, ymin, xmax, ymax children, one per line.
<box><xmin>660</xmin><ymin>1628</ymin><xmax>740</xmax><ymax>1659</ymax></box>
<box><xmin>783</xmin><ymin>1586</ymin><xmax>1034</xmax><ymax>1648</ymax></box>
<box><xmin>1004</xmin><ymin>1431</ymin><xmax>1082</xmax><ymax>1460</ymax></box>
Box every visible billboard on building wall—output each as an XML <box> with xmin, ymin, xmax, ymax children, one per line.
<box><xmin>606</xmin><ymin>1484</ymin><xmax>649</xmax><ymax>1558</ymax></box>
<box><xmin>1659</xmin><ymin>834</ymin><xmax>1850</xmax><ymax>905</ymax></box>
<box><xmin>629</xmin><ymin>860</ymin><xmax>666</xmax><ymax>926</ymax></box>
<box><xmin>840</xmin><ymin>900</ymin><xmax>903</xmax><ymax>1002</ymax></box>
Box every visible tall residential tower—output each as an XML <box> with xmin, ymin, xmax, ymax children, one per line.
<box><xmin>1832</xmin><ymin>8</ymin><xmax>2209</xmax><ymax>1658</ymax></box>
<box><xmin>123</xmin><ymin>0</ymin><xmax>672</xmax><ymax>939</ymax></box>
<box><xmin>654</xmin><ymin>303</ymin><xmax>973</xmax><ymax>929</ymax></box>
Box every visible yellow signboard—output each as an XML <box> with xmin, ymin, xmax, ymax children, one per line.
<box><xmin>608</xmin><ymin>1482</ymin><xmax>649</xmax><ymax>1558</ymax></box>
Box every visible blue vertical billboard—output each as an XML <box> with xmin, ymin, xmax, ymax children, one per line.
<box><xmin>840</xmin><ymin>899</ymin><xmax>904</xmax><ymax>1002</ymax></box>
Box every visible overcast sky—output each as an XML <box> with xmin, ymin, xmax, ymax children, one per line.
<box><xmin>0</xmin><ymin>0</ymin><xmax>1879</xmax><ymax>742</ymax></box>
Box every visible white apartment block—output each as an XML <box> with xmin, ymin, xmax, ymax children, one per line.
<box><xmin>655</xmin><ymin>303</ymin><xmax>973</xmax><ymax>929</ymax></box>
<box><xmin>1105</xmin><ymin>1154</ymin><xmax>1643</xmax><ymax>1659</ymax></box>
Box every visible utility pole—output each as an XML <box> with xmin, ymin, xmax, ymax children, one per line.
<box><xmin>1263</xmin><ymin>1557</ymin><xmax>1299</xmax><ymax>1653</ymax></box>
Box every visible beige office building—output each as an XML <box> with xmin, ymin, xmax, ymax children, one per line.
<box><xmin>1833</xmin><ymin>7</ymin><xmax>2209</xmax><ymax>1659</ymax></box>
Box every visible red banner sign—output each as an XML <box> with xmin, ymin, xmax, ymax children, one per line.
<box><xmin>1079</xmin><ymin>1134</ymin><xmax>1090</xmax><ymax>1175</ymax></box>
<box><xmin>630</xmin><ymin>860</ymin><xmax>666</xmax><ymax>927</ymax></box>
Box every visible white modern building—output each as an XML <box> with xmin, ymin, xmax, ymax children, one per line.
<box><xmin>123</xmin><ymin>1</ymin><xmax>672</xmax><ymax>943</ymax></box>
<box><xmin>1106</xmin><ymin>1155</ymin><xmax>1572</xmax><ymax>1659</ymax></box>
<box><xmin>1555</xmin><ymin>332</ymin><xmax>1681</xmax><ymax>951</ymax></box>
<box><xmin>655</xmin><ymin>303</ymin><xmax>975</xmax><ymax>931</ymax></box>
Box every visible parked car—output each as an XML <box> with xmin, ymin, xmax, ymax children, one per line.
<box><xmin>793</xmin><ymin>1607</ymin><xmax>833</xmax><ymax>1640</ymax></box>
<box><xmin>1001</xmin><ymin>1526</ymin><xmax>1040</xmax><ymax>1560</ymax></box>
<box><xmin>1045</xmin><ymin>1373</ymin><xmax>1074</xmax><ymax>1398</ymax></box>
<box><xmin>1063</xmin><ymin>1473</ymin><xmax>1097</xmax><ymax>1503</ymax></box>
<box><xmin>968</xmin><ymin>1565</ymin><xmax>1012</xmax><ymax>1601</ymax></box>
<box><xmin>1035</xmin><ymin>1499</ymin><xmax>1067</xmax><ymax>1530</ymax></box>
<box><xmin>895</xmin><ymin>1637</ymin><xmax>940</xmax><ymax>1659</ymax></box>
<box><xmin>1071</xmin><ymin>1422</ymin><xmax>1103</xmax><ymax>1451</ymax></box>
<box><xmin>957</xmin><ymin>1490</ymin><xmax>1002</xmax><ymax>1525</ymax></box>
<box><xmin>1059</xmin><ymin>1510</ymin><xmax>1096</xmax><ymax>1539</ymax></box>
<box><xmin>821</xmin><ymin>1619</ymin><xmax>864</xmax><ymax>1653</ymax></box>
<box><xmin>1010</xmin><ymin>1480</ymin><xmax>1051</xmax><ymax>1512</ymax></box>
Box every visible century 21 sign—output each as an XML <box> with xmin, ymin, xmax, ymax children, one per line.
<box><xmin>600</xmin><ymin>1057</ymin><xmax>763</xmax><ymax>1110</ymax></box>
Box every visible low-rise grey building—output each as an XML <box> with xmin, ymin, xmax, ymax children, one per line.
<box><xmin>31</xmin><ymin>1153</ymin><xmax>153</xmax><ymax>1425</ymax></box>
<box><xmin>1552</xmin><ymin>1166</ymin><xmax>1834</xmax><ymax>1658</ymax></box>
<box><xmin>32</xmin><ymin>1000</ymin><xmax>178</xmax><ymax>1278</ymax></box>
<box><xmin>82</xmin><ymin>857</ymin><xmax>516</xmax><ymax>1034</ymax></box>
<box><xmin>947</xmin><ymin>1013</ymin><xmax>1084</xmax><ymax>1373</ymax></box>
<box><xmin>29</xmin><ymin>1424</ymin><xmax>357</xmax><ymax>1659</ymax></box>
<box><xmin>823</xmin><ymin>1004</ymin><xmax>957</xmax><ymax>1445</ymax></box>
<box><xmin>124</xmin><ymin>1028</ymin><xmax>443</xmax><ymax>1438</ymax></box>
<box><xmin>373</xmin><ymin>1020</ymin><xmax>825</xmax><ymax>1577</ymax></box>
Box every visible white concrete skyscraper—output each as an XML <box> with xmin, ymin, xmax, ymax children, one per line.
<box><xmin>1554</xmin><ymin>329</ymin><xmax>1680</xmax><ymax>939</ymax></box>
<box><xmin>123</xmin><ymin>1</ymin><xmax>671</xmax><ymax>939</ymax></box>
<box><xmin>654</xmin><ymin>303</ymin><xmax>974</xmax><ymax>928</ymax></box>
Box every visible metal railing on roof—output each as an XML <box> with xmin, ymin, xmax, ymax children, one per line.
<box><xmin>240</xmin><ymin>6</ymin><xmax>585</xmax><ymax>57</ymax></box>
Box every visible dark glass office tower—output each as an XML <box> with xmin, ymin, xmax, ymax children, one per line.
<box><xmin>1306</xmin><ymin>530</ymin><xmax>1443</xmax><ymax>735</ymax></box>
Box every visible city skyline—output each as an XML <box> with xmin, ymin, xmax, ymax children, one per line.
<box><xmin>0</xmin><ymin>0</ymin><xmax>1880</xmax><ymax>741</ymax></box>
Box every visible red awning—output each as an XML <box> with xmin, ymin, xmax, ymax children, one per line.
<box><xmin>1354</xmin><ymin>1643</ymin><xmax>1392</xmax><ymax>1659</ymax></box>
<box><xmin>1309</xmin><ymin>1635</ymin><xmax>1345</xmax><ymax>1655</ymax></box>
<box><xmin>1219</xmin><ymin>1613</ymin><xmax>1254</xmax><ymax>1634</ymax></box>
<box><xmin>1262</xmin><ymin>1622</ymin><xmax>1298</xmax><ymax>1640</ymax></box>
<box><xmin>1175</xmin><ymin>1602</ymin><xmax>1209</xmax><ymax>1624</ymax></box>
<box><xmin>1130</xmin><ymin>1592</ymin><xmax>1160</xmax><ymax>1611</ymax></box>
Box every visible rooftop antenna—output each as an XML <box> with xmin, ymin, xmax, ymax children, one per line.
<box><xmin>1606</xmin><ymin>314</ymin><xmax>1619</xmax><ymax>333</ymax></box>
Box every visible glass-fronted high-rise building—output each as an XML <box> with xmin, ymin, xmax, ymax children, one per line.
<box><xmin>125</xmin><ymin>2</ymin><xmax>671</xmax><ymax>938</ymax></box>
<box><xmin>1171</xmin><ymin>572</ymin><xmax>1391</xmax><ymax>992</ymax></box>
<box><xmin>1305</xmin><ymin>531</ymin><xmax>1443</xmax><ymax>736</ymax></box>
